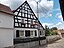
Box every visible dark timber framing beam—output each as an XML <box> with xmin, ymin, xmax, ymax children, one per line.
<box><xmin>59</xmin><ymin>0</ymin><xmax>64</xmax><ymax>20</ymax></box>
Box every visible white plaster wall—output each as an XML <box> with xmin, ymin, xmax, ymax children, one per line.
<box><xmin>0</xmin><ymin>12</ymin><xmax>14</xmax><ymax>47</ymax></box>
<box><xmin>0</xmin><ymin>12</ymin><xmax>14</xmax><ymax>28</ymax></box>
<box><xmin>0</xmin><ymin>28</ymin><xmax>14</xmax><ymax>47</ymax></box>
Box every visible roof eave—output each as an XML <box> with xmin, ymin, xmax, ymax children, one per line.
<box><xmin>0</xmin><ymin>10</ymin><xmax>15</xmax><ymax>16</ymax></box>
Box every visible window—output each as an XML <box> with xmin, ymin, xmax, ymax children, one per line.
<box><xmin>25</xmin><ymin>8</ymin><xmax>27</xmax><ymax>10</ymax></box>
<box><xmin>19</xmin><ymin>30</ymin><xmax>24</xmax><ymax>37</ymax></box>
<box><xmin>35</xmin><ymin>30</ymin><xmax>37</xmax><ymax>36</ymax></box>
<box><xmin>22</xmin><ymin>13</ymin><xmax>24</xmax><ymax>17</ymax></box>
<box><xmin>28</xmin><ymin>15</ymin><xmax>30</xmax><ymax>18</ymax></box>
<box><xmin>15</xmin><ymin>20</ymin><xmax>17</xmax><ymax>22</ymax></box>
<box><xmin>18</xmin><ymin>13</ymin><xmax>21</xmax><ymax>16</ymax></box>
<box><xmin>18</xmin><ymin>20</ymin><xmax>21</xmax><ymax>22</ymax></box>
<box><xmin>40</xmin><ymin>31</ymin><xmax>43</xmax><ymax>35</ymax></box>
<box><xmin>19</xmin><ymin>23</ymin><xmax>21</xmax><ymax>27</ymax></box>
<box><xmin>25</xmin><ymin>24</ymin><xmax>27</xmax><ymax>27</ymax></box>
<box><xmin>16</xmin><ymin>30</ymin><xmax>19</xmax><ymax>37</ymax></box>
<box><xmin>25</xmin><ymin>14</ymin><xmax>27</xmax><ymax>17</ymax></box>
<box><xmin>22</xmin><ymin>25</ymin><xmax>24</xmax><ymax>27</ymax></box>
<box><xmin>30</xmin><ymin>31</ymin><xmax>33</xmax><ymax>36</ymax></box>
<box><xmin>25</xmin><ymin>30</ymin><xmax>30</xmax><ymax>37</ymax></box>
<box><xmin>21</xmin><ymin>19</ymin><xmax>24</xmax><ymax>23</ymax></box>
<box><xmin>15</xmin><ymin>23</ymin><xmax>18</xmax><ymax>26</ymax></box>
<box><xmin>22</xmin><ymin>10</ymin><xmax>24</xmax><ymax>12</ymax></box>
<box><xmin>40</xmin><ymin>31</ymin><xmax>42</xmax><ymax>35</ymax></box>
<box><xmin>31</xmin><ymin>20</ymin><xmax>33</xmax><ymax>24</ymax></box>
<box><xmin>25</xmin><ymin>11</ymin><xmax>27</xmax><ymax>13</ymax></box>
<box><xmin>29</xmin><ymin>24</ymin><xmax>31</xmax><ymax>27</ymax></box>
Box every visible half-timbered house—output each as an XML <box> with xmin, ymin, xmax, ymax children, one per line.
<box><xmin>13</xmin><ymin>1</ymin><xmax>45</xmax><ymax>38</ymax></box>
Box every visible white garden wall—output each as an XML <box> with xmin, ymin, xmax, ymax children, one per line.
<box><xmin>0</xmin><ymin>28</ymin><xmax>14</xmax><ymax>47</ymax></box>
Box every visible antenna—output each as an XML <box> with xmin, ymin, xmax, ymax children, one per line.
<box><xmin>33</xmin><ymin>0</ymin><xmax>41</xmax><ymax>19</ymax></box>
<box><xmin>26</xmin><ymin>0</ymin><xmax>27</xmax><ymax>1</ymax></box>
<box><xmin>37</xmin><ymin>2</ymin><xmax>39</xmax><ymax>18</ymax></box>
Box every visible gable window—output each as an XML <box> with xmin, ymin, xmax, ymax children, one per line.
<box><xmin>22</xmin><ymin>13</ymin><xmax>24</xmax><ymax>17</ymax></box>
<box><xmin>21</xmin><ymin>19</ymin><xmax>24</xmax><ymax>23</ymax></box>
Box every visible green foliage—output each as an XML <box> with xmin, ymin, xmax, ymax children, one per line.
<box><xmin>45</xmin><ymin>25</ymin><xmax>58</xmax><ymax>36</ymax></box>
<box><xmin>45</xmin><ymin>25</ymin><xmax>50</xmax><ymax>36</ymax></box>
<box><xmin>49</xmin><ymin>31</ymin><xmax>58</xmax><ymax>36</ymax></box>
<box><xmin>51</xmin><ymin>27</ymin><xmax>58</xmax><ymax>30</ymax></box>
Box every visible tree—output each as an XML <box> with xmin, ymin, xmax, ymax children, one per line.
<box><xmin>51</xmin><ymin>27</ymin><xmax>58</xmax><ymax>30</ymax></box>
<box><xmin>45</xmin><ymin>25</ymin><xmax>50</xmax><ymax>36</ymax></box>
<box><xmin>49</xmin><ymin>27</ymin><xmax>58</xmax><ymax>35</ymax></box>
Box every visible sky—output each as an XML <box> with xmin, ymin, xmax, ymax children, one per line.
<box><xmin>0</xmin><ymin>0</ymin><xmax>64</xmax><ymax>29</ymax></box>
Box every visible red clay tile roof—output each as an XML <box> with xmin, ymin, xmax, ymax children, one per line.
<box><xmin>31</xmin><ymin>24</ymin><xmax>40</xmax><ymax>26</ymax></box>
<box><xmin>0</xmin><ymin>3</ymin><xmax>14</xmax><ymax>15</ymax></box>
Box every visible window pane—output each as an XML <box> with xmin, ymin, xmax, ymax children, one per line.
<box><xmin>25</xmin><ymin>30</ymin><xmax>30</xmax><ymax>37</ymax></box>
<box><xmin>40</xmin><ymin>31</ymin><xmax>42</xmax><ymax>35</ymax></box>
<box><xmin>30</xmin><ymin>31</ymin><xmax>33</xmax><ymax>36</ymax></box>
<box><xmin>35</xmin><ymin>30</ymin><xmax>37</xmax><ymax>36</ymax></box>
<box><xmin>19</xmin><ymin>30</ymin><xmax>24</xmax><ymax>37</ymax></box>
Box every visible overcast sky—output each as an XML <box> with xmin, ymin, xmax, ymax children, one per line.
<box><xmin>0</xmin><ymin>0</ymin><xmax>53</xmax><ymax>16</ymax></box>
<box><xmin>0</xmin><ymin>0</ymin><xmax>64</xmax><ymax>29</ymax></box>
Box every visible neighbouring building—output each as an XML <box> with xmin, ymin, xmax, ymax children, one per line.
<box><xmin>54</xmin><ymin>29</ymin><xmax>64</xmax><ymax>38</ymax></box>
<box><xmin>53</xmin><ymin>30</ymin><xmax>62</xmax><ymax>38</ymax></box>
<box><xmin>59</xmin><ymin>29</ymin><xmax>64</xmax><ymax>37</ymax></box>
<box><xmin>0</xmin><ymin>1</ymin><xmax>46</xmax><ymax>47</ymax></box>
<box><xmin>0</xmin><ymin>4</ymin><xmax>14</xmax><ymax>47</ymax></box>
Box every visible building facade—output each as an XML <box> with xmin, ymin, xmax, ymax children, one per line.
<box><xmin>13</xmin><ymin>1</ymin><xmax>45</xmax><ymax>38</ymax></box>
<box><xmin>0</xmin><ymin>4</ymin><xmax>14</xmax><ymax>47</ymax></box>
<box><xmin>59</xmin><ymin>29</ymin><xmax>64</xmax><ymax>37</ymax></box>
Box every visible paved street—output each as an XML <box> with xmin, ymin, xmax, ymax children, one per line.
<box><xmin>33</xmin><ymin>38</ymin><xmax>64</xmax><ymax>48</ymax></box>
<box><xmin>42</xmin><ymin>38</ymin><xmax>64</xmax><ymax>48</ymax></box>
<box><xmin>6</xmin><ymin>38</ymin><xmax>64</xmax><ymax>48</ymax></box>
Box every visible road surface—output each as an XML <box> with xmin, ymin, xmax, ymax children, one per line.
<box><xmin>38</xmin><ymin>38</ymin><xmax>64</xmax><ymax>48</ymax></box>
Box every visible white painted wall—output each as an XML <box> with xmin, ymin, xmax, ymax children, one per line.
<box><xmin>0</xmin><ymin>12</ymin><xmax>14</xmax><ymax>28</ymax></box>
<box><xmin>0</xmin><ymin>12</ymin><xmax>14</xmax><ymax>47</ymax></box>
<box><xmin>0</xmin><ymin>28</ymin><xmax>13</xmax><ymax>47</ymax></box>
